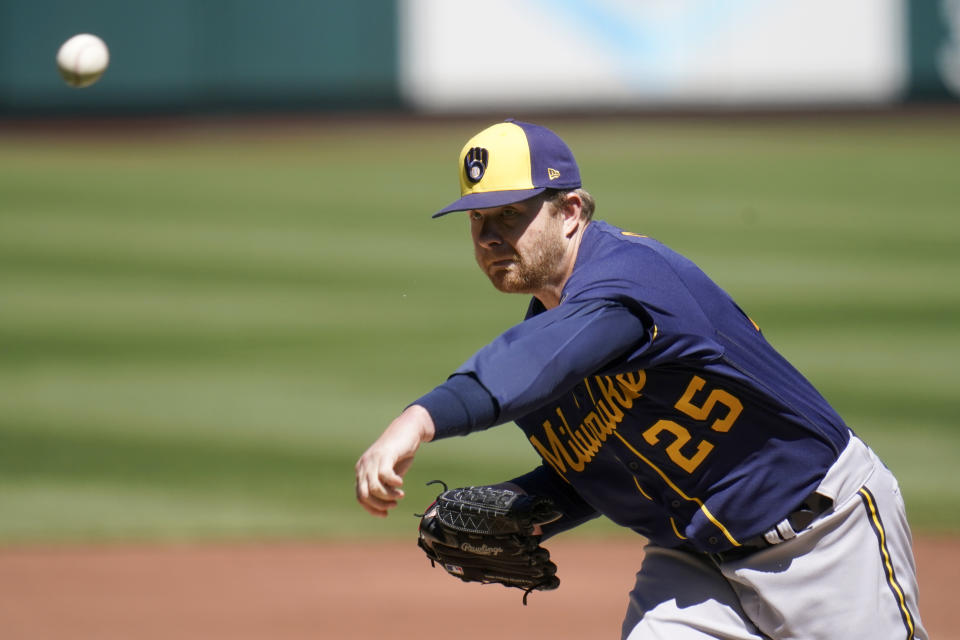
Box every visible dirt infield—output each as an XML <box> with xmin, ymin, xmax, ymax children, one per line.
<box><xmin>0</xmin><ymin>536</ymin><xmax>953</xmax><ymax>639</ymax></box>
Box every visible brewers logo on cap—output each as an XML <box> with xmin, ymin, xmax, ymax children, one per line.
<box><xmin>433</xmin><ymin>119</ymin><xmax>582</xmax><ymax>218</ymax></box>
<box><xmin>464</xmin><ymin>147</ymin><xmax>488</xmax><ymax>183</ymax></box>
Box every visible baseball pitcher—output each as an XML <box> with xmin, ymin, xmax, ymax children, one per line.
<box><xmin>354</xmin><ymin>120</ymin><xmax>926</xmax><ymax>639</ymax></box>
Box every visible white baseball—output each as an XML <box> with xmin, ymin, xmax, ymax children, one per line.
<box><xmin>56</xmin><ymin>34</ymin><xmax>110</xmax><ymax>88</ymax></box>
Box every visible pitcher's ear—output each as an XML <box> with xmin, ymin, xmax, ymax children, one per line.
<box><xmin>558</xmin><ymin>191</ymin><xmax>584</xmax><ymax>236</ymax></box>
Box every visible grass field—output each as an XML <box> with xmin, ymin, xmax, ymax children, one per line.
<box><xmin>1</xmin><ymin>112</ymin><xmax>958</xmax><ymax>542</ymax></box>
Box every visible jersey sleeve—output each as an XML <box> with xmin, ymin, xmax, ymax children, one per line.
<box><xmin>415</xmin><ymin>298</ymin><xmax>652</xmax><ymax>438</ymax></box>
<box><xmin>509</xmin><ymin>465</ymin><xmax>600</xmax><ymax>539</ymax></box>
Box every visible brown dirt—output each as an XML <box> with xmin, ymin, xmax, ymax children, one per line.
<box><xmin>0</xmin><ymin>536</ymin><xmax>954</xmax><ymax>639</ymax></box>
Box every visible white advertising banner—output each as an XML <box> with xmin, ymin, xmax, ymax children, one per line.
<box><xmin>399</xmin><ymin>0</ymin><xmax>907</xmax><ymax>111</ymax></box>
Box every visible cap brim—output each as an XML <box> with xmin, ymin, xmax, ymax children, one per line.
<box><xmin>432</xmin><ymin>188</ymin><xmax>547</xmax><ymax>218</ymax></box>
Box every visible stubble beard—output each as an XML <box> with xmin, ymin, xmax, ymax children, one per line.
<box><xmin>482</xmin><ymin>231</ymin><xmax>567</xmax><ymax>295</ymax></box>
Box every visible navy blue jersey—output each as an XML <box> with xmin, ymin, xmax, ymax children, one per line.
<box><xmin>417</xmin><ymin>220</ymin><xmax>850</xmax><ymax>553</ymax></box>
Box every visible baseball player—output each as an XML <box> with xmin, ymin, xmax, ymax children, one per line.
<box><xmin>355</xmin><ymin>119</ymin><xmax>927</xmax><ymax>639</ymax></box>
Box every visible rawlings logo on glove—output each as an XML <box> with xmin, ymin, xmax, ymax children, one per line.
<box><xmin>416</xmin><ymin>481</ymin><xmax>563</xmax><ymax>604</ymax></box>
<box><xmin>460</xmin><ymin>542</ymin><xmax>504</xmax><ymax>556</ymax></box>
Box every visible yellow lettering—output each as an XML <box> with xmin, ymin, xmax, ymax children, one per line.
<box><xmin>580</xmin><ymin>411</ymin><xmax>606</xmax><ymax>444</ymax></box>
<box><xmin>529</xmin><ymin>419</ymin><xmax>587</xmax><ymax>474</ymax></box>
<box><xmin>600</xmin><ymin>400</ymin><xmax>625</xmax><ymax>434</ymax></box>
<box><xmin>529</xmin><ymin>421</ymin><xmax>570</xmax><ymax>476</ymax></box>
<box><xmin>616</xmin><ymin>370</ymin><xmax>647</xmax><ymax>397</ymax></box>
<box><xmin>573</xmin><ymin>429</ymin><xmax>601</xmax><ymax>456</ymax></box>
<box><xmin>555</xmin><ymin>408</ymin><xmax>593</xmax><ymax>460</ymax></box>
<box><xmin>527</xmin><ymin>370</ymin><xmax>648</xmax><ymax>476</ymax></box>
<box><xmin>582</xmin><ymin>380</ymin><xmax>619</xmax><ymax>438</ymax></box>
<box><xmin>593</xmin><ymin>375</ymin><xmax>631</xmax><ymax>414</ymax></box>
<box><xmin>585</xmin><ymin>377</ymin><xmax>631</xmax><ymax>440</ymax></box>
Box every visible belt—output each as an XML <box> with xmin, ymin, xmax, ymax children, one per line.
<box><xmin>709</xmin><ymin>492</ymin><xmax>833</xmax><ymax>565</ymax></box>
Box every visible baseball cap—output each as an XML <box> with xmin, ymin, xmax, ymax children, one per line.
<box><xmin>432</xmin><ymin>119</ymin><xmax>581</xmax><ymax>218</ymax></box>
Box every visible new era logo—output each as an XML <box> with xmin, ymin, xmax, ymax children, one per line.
<box><xmin>547</xmin><ymin>168</ymin><xmax>561</xmax><ymax>180</ymax></box>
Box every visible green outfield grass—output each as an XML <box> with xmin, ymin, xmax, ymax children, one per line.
<box><xmin>1</xmin><ymin>113</ymin><xmax>958</xmax><ymax>542</ymax></box>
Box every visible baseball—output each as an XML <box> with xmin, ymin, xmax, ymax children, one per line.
<box><xmin>56</xmin><ymin>34</ymin><xmax>109</xmax><ymax>88</ymax></box>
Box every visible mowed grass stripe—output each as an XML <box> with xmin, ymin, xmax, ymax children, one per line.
<box><xmin>0</xmin><ymin>114</ymin><xmax>957</xmax><ymax>540</ymax></box>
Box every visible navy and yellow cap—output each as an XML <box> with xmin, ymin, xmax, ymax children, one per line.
<box><xmin>432</xmin><ymin>119</ymin><xmax>581</xmax><ymax>218</ymax></box>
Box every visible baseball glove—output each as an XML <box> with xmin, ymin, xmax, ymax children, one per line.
<box><xmin>416</xmin><ymin>481</ymin><xmax>562</xmax><ymax>604</ymax></box>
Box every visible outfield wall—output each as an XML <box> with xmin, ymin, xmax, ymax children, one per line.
<box><xmin>0</xmin><ymin>0</ymin><xmax>399</xmax><ymax>114</ymax></box>
<box><xmin>0</xmin><ymin>0</ymin><xmax>957</xmax><ymax>115</ymax></box>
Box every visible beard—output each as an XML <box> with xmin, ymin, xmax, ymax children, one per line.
<box><xmin>479</xmin><ymin>228</ymin><xmax>567</xmax><ymax>295</ymax></box>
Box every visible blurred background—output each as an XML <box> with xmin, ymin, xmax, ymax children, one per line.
<box><xmin>1</xmin><ymin>0</ymin><xmax>958</xmax><ymax>546</ymax></box>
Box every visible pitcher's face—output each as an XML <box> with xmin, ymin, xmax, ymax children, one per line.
<box><xmin>469</xmin><ymin>195</ymin><xmax>566</xmax><ymax>295</ymax></box>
